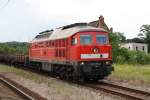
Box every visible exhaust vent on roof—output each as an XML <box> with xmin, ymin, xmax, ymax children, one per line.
<box><xmin>62</xmin><ymin>23</ymin><xmax>87</xmax><ymax>30</ymax></box>
<box><xmin>39</xmin><ymin>29</ymin><xmax>54</xmax><ymax>34</ymax></box>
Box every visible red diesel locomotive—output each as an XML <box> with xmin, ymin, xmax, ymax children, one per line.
<box><xmin>29</xmin><ymin>23</ymin><xmax>114</xmax><ymax>81</ymax></box>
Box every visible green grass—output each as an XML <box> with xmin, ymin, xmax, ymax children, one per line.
<box><xmin>110</xmin><ymin>64</ymin><xmax>150</xmax><ymax>85</ymax></box>
<box><xmin>0</xmin><ymin>64</ymin><xmax>52</xmax><ymax>84</ymax></box>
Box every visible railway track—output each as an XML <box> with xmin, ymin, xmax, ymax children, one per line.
<box><xmin>0</xmin><ymin>73</ymin><xmax>47</xmax><ymax>100</ymax></box>
<box><xmin>1</xmin><ymin>64</ymin><xmax>150</xmax><ymax>100</ymax></box>
<box><xmin>83</xmin><ymin>81</ymin><xmax>150</xmax><ymax>100</ymax></box>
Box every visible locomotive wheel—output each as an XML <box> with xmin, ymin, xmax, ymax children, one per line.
<box><xmin>83</xmin><ymin>77</ymin><xmax>91</xmax><ymax>82</ymax></box>
<box><xmin>60</xmin><ymin>72</ymin><xmax>66</xmax><ymax>79</ymax></box>
<box><xmin>92</xmin><ymin>78</ymin><xmax>99</xmax><ymax>82</ymax></box>
<box><xmin>72</xmin><ymin>72</ymin><xmax>78</xmax><ymax>81</ymax></box>
<box><xmin>59</xmin><ymin>67</ymin><xmax>66</xmax><ymax>79</ymax></box>
<box><xmin>65</xmin><ymin>67</ymin><xmax>72</xmax><ymax>80</ymax></box>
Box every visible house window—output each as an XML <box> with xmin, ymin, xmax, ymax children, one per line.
<box><xmin>128</xmin><ymin>46</ymin><xmax>130</xmax><ymax>49</ymax></box>
<box><xmin>136</xmin><ymin>46</ymin><xmax>138</xmax><ymax>50</ymax></box>
<box><xmin>72</xmin><ymin>38</ymin><xmax>77</xmax><ymax>45</ymax></box>
<box><xmin>142</xmin><ymin>46</ymin><xmax>145</xmax><ymax>51</ymax></box>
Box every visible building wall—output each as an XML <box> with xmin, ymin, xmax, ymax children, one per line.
<box><xmin>121</xmin><ymin>43</ymin><xmax>148</xmax><ymax>54</ymax></box>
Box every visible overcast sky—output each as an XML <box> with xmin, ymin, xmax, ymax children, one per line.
<box><xmin>0</xmin><ymin>0</ymin><xmax>150</xmax><ymax>42</ymax></box>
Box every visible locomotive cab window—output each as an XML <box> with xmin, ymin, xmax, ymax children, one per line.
<box><xmin>71</xmin><ymin>38</ymin><xmax>77</xmax><ymax>45</ymax></box>
<box><xmin>96</xmin><ymin>35</ymin><xmax>107</xmax><ymax>44</ymax></box>
<box><xmin>80</xmin><ymin>35</ymin><xmax>92</xmax><ymax>45</ymax></box>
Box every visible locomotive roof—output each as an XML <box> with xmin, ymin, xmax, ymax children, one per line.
<box><xmin>30</xmin><ymin>24</ymin><xmax>106</xmax><ymax>43</ymax></box>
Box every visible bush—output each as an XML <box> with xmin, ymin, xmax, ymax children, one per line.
<box><xmin>113</xmin><ymin>48</ymin><xmax>129</xmax><ymax>63</ymax></box>
<box><xmin>127</xmin><ymin>51</ymin><xmax>138</xmax><ymax>64</ymax></box>
<box><xmin>115</xmin><ymin>48</ymin><xmax>150</xmax><ymax>65</ymax></box>
<box><xmin>136</xmin><ymin>51</ymin><xmax>150</xmax><ymax>64</ymax></box>
<box><xmin>116</xmin><ymin>56</ymin><xmax>126</xmax><ymax>64</ymax></box>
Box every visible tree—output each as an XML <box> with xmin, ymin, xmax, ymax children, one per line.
<box><xmin>0</xmin><ymin>42</ymin><xmax>28</xmax><ymax>54</ymax></box>
<box><xmin>139</xmin><ymin>25</ymin><xmax>150</xmax><ymax>52</ymax></box>
<box><xmin>109</xmin><ymin>32</ymin><xmax>126</xmax><ymax>61</ymax></box>
<box><xmin>126</xmin><ymin>38</ymin><xmax>144</xmax><ymax>43</ymax></box>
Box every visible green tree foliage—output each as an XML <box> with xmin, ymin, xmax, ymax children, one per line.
<box><xmin>116</xmin><ymin>49</ymin><xmax>150</xmax><ymax>65</ymax></box>
<box><xmin>0</xmin><ymin>42</ymin><xmax>29</xmax><ymax>54</ymax></box>
<box><xmin>109</xmin><ymin>32</ymin><xmax>126</xmax><ymax>62</ymax></box>
<box><xmin>126</xmin><ymin>38</ymin><xmax>144</xmax><ymax>43</ymax></box>
<box><xmin>0</xmin><ymin>43</ymin><xmax>16</xmax><ymax>54</ymax></box>
<box><xmin>139</xmin><ymin>24</ymin><xmax>150</xmax><ymax>52</ymax></box>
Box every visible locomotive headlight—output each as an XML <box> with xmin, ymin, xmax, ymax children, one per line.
<box><xmin>93</xmin><ymin>47</ymin><xmax>99</xmax><ymax>53</ymax></box>
<box><xmin>106</xmin><ymin>61</ymin><xmax>111</xmax><ymax>65</ymax></box>
<box><xmin>80</xmin><ymin>62</ymin><xmax>84</xmax><ymax>65</ymax></box>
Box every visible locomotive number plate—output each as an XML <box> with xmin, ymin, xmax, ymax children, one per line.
<box><xmin>81</xmin><ymin>54</ymin><xmax>108</xmax><ymax>59</ymax></box>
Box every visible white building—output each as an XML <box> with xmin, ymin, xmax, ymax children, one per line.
<box><xmin>121</xmin><ymin>43</ymin><xmax>148</xmax><ymax>54</ymax></box>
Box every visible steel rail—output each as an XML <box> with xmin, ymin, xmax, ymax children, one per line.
<box><xmin>101</xmin><ymin>81</ymin><xmax>150</xmax><ymax>96</ymax></box>
<box><xmin>84</xmin><ymin>81</ymin><xmax>150</xmax><ymax>100</ymax></box>
<box><xmin>0</xmin><ymin>74</ymin><xmax>47</xmax><ymax>100</ymax></box>
<box><xmin>0</xmin><ymin>77</ymin><xmax>34</xmax><ymax>100</ymax></box>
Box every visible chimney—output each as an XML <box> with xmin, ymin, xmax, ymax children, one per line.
<box><xmin>98</xmin><ymin>15</ymin><xmax>105</xmax><ymax>28</ymax></box>
<box><xmin>110</xmin><ymin>27</ymin><xmax>113</xmax><ymax>33</ymax></box>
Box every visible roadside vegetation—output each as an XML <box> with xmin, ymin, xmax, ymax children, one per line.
<box><xmin>115</xmin><ymin>48</ymin><xmax>150</xmax><ymax>64</ymax></box>
<box><xmin>109</xmin><ymin>64</ymin><xmax>150</xmax><ymax>86</ymax></box>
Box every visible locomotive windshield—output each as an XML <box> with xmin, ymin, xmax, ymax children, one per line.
<box><xmin>96</xmin><ymin>35</ymin><xmax>107</xmax><ymax>44</ymax></box>
<box><xmin>80</xmin><ymin>35</ymin><xmax>92</xmax><ymax>44</ymax></box>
